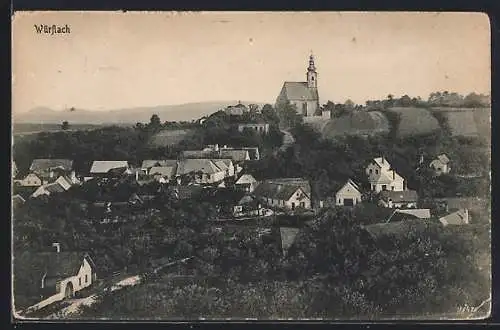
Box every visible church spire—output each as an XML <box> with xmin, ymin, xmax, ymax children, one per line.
<box><xmin>306</xmin><ymin>52</ymin><xmax>317</xmax><ymax>88</ymax></box>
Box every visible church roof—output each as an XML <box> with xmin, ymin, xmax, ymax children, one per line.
<box><xmin>281</xmin><ymin>82</ymin><xmax>319</xmax><ymax>101</ymax></box>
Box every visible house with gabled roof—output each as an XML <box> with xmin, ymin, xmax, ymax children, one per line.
<box><xmin>430</xmin><ymin>153</ymin><xmax>451</xmax><ymax>175</ymax></box>
<box><xmin>141</xmin><ymin>160</ymin><xmax>178</xmax><ymax>174</ymax></box>
<box><xmin>378</xmin><ymin>190</ymin><xmax>419</xmax><ymax>209</ymax></box>
<box><xmin>366</xmin><ymin>156</ymin><xmax>405</xmax><ymax>192</ymax></box>
<box><xmin>31</xmin><ymin>182</ymin><xmax>66</xmax><ymax>198</ymax></box>
<box><xmin>16</xmin><ymin>173</ymin><xmax>43</xmax><ymax>187</ymax></box>
<box><xmin>90</xmin><ymin>161</ymin><xmax>129</xmax><ymax>178</ymax></box>
<box><xmin>253</xmin><ymin>180</ymin><xmax>311</xmax><ymax>210</ymax></box>
<box><xmin>29</xmin><ymin>159</ymin><xmax>74</xmax><ymax>184</ymax></box>
<box><xmin>18</xmin><ymin>244</ymin><xmax>97</xmax><ymax>312</ymax></box>
<box><xmin>212</xmin><ymin>159</ymin><xmax>235</xmax><ymax>177</ymax></box>
<box><xmin>177</xmin><ymin>159</ymin><xmax>225</xmax><ymax>184</ymax></box>
<box><xmin>235</xmin><ymin>174</ymin><xmax>258</xmax><ymax>192</ymax></box>
<box><xmin>149</xmin><ymin>166</ymin><xmax>177</xmax><ymax>183</ymax></box>
<box><xmin>335</xmin><ymin>179</ymin><xmax>362</xmax><ymax>207</ymax></box>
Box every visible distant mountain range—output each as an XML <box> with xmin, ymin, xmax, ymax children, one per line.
<box><xmin>13</xmin><ymin>101</ymin><xmax>266</xmax><ymax>124</ymax></box>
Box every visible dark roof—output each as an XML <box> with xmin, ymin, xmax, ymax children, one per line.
<box><xmin>30</xmin><ymin>159</ymin><xmax>73</xmax><ymax>173</ymax></box>
<box><xmin>17</xmin><ymin>251</ymin><xmax>95</xmax><ymax>280</ymax></box>
<box><xmin>253</xmin><ymin>182</ymin><xmax>307</xmax><ymax>201</ymax></box>
<box><xmin>281</xmin><ymin>82</ymin><xmax>319</xmax><ymax>101</ymax></box>
<box><xmin>379</xmin><ymin>190</ymin><xmax>418</xmax><ymax>203</ymax></box>
<box><xmin>265</xmin><ymin>178</ymin><xmax>311</xmax><ymax>195</ymax></box>
<box><xmin>45</xmin><ymin>182</ymin><xmax>66</xmax><ymax>194</ymax></box>
<box><xmin>219</xmin><ymin>150</ymin><xmax>250</xmax><ymax>162</ymax></box>
<box><xmin>90</xmin><ymin>161</ymin><xmax>129</xmax><ymax>174</ymax></box>
<box><xmin>181</xmin><ymin>150</ymin><xmax>218</xmax><ymax>159</ymax></box>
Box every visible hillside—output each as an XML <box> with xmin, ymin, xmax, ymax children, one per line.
<box><xmin>387</xmin><ymin>107</ymin><xmax>441</xmax><ymax>137</ymax></box>
<box><xmin>321</xmin><ymin>111</ymin><xmax>389</xmax><ymax>139</ymax></box>
<box><xmin>430</xmin><ymin>107</ymin><xmax>490</xmax><ymax>139</ymax></box>
<box><xmin>13</xmin><ymin>101</ymin><xmax>264</xmax><ymax>125</ymax></box>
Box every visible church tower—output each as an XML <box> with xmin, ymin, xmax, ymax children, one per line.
<box><xmin>306</xmin><ymin>53</ymin><xmax>317</xmax><ymax>89</ymax></box>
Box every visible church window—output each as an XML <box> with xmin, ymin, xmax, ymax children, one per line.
<box><xmin>375</xmin><ymin>169</ymin><xmax>379</xmax><ymax>174</ymax></box>
<box><xmin>311</xmin><ymin>76</ymin><xmax>314</xmax><ymax>81</ymax></box>
<box><xmin>369</xmin><ymin>169</ymin><xmax>372</xmax><ymax>174</ymax></box>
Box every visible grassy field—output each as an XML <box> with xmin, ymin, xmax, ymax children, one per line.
<box><xmin>321</xmin><ymin>111</ymin><xmax>389</xmax><ymax>139</ymax></box>
<box><xmin>149</xmin><ymin>129</ymin><xmax>196</xmax><ymax>147</ymax></box>
<box><xmin>387</xmin><ymin>107</ymin><xmax>441</xmax><ymax>137</ymax></box>
<box><xmin>430</xmin><ymin>107</ymin><xmax>490</xmax><ymax>139</ymax></box>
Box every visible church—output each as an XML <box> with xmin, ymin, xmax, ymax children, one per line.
<box><xmin>275</xmin><ymin>54</ymin><xmax>320</xmax><ymax>117</ymax></box>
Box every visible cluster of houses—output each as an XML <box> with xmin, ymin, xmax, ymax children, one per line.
<box><xmin>12</xmin><ymin>151</ymin><xmax>467</xmax><ymax>224</ymax></box>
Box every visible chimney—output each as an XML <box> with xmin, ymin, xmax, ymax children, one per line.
<box><xmin>52</xmin><ymin>242</ymin><xmax>61</xmax><ymax>253</ymax></box>
<box><xmin>464</xmin><ymin>209</ymin><xmax>469</xmax><ymax>224</ymax></box>
<box><xmin>215</xmin><ymin>144</ymin><xmax>219</xmax><ymax>152</ymax></box>
<box><xmin>381</xmin><ymin>157</ymin><xmax>384</xmax><ymax>165</ymax></box>
<box><xmin>393</xmin><ymin>170</ymin><xmax>395</xmax><ymax>180</ymax></box>
<box><xmin>135</xmin><ymin>170</ymin><xmax>139</xmax><ymax>182</ymax></box>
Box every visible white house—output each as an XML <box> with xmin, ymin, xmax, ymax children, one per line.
<box><xmin>212</xmin><ymin>159</ymin><xmax>235</xmax><ymax>178</ymax></box>
<box><xmin>54</xmin><ymin>176</ymin><xmax>73</xmax><ymax>191</ymax></box>
<box><xmin>237</xmin><ymin>123</ymin><xmax>270</xmax><ymax>134</ymax></box>
<box><xmin>335</xmin><ymin>179</ymin><xmax>362</xmax><ymax>207</ymax></box>
<box><xmin>176</xmin><ymin>159</ymin><xmax>226</xmax><ymax>184</ymax></box>
<box><xmin>253</xmin><ymin>181</ymin><xmax>311</xmax><ymax>210</ymax></box>
<box><xmin>235</xmin><ymin>174</ymin><xmax>258</xmax><ymax>192</ymax></box>
<box><xmin>16</xmin><ymin>173</ymin><xmax>43</xmax><ymax>187</ymax></box>
<box><xmin>21</xmin><ymin>244</ymin><xmax>97</xmax><ymax>313</ymax></box>
<box><xmin>366</xmin><ymin>157</ymin><xmax>405</xmax><ymax>192</ymax></box>
<box><xmin>430</xmin><ymin>154</ymin><xmax>451</xmax><ymax>175</ymax></box>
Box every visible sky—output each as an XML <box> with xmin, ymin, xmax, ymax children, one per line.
<box><xmin>12</xmin><ymin>11</ymin><xmax>490</xmax><ymax>114</ymax></box>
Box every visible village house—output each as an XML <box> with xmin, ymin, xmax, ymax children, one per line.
<box><xmin>176</xmin><ymin>159</ymin><xmax>226</xmax><ymax>184</ymax></box>
<box><xmin>237</xmin><ymin>123</ymin><xmax>270</xmax><ymax>134</ymax></box>
<box><xmin>220</xmin><ymin>146</ymin><xmax>260</xmax><ymax>161</ymax></box>
<box><xmin>141</xmin><ymin>160</ymin><xmax>178</xmax><ymax>174</ymax></box>
<box><xmin>335</xmin><ymin>179</ymin><xmax>362</xmax><ymax>207</ymax></box>
<box><xmin>366</xmin><ymin>157</ymin><xmax>405</xmax><ymax>192</ymax></box>
<box><xmin>90</xmin><ymin>161</ymin><xmax>130</xmax><ymax>178</ymax></box>
<box><xmin>235</xmin><ymin>174</ymin><xmax>259</xmax><ymax>192</ymax></box>
<box><xmin>430</xmin><ymin>154</ymin><xmax>451</xmax><ymax>176</ymax></box>
<box><xmin>439</xmin><ymin>208</ymin><xmax>469</xmax><ymax>226</ymax></box>
<box><xmin>149</xmin><ymin>166</ymin><xmax>177</xmax><ymax>184</ymax></box>
<box><xmin>16</xmin><ymin>173</ymin><xmax>43</xmax><ymax>187</ymax></box>
<box><xmin>181</xmin><ymin>150</ymin><xmax>218</xmax><ymax>159</ymax></box>
<box><xmin>378</xmin><ymin>190</ymin><xmax>419</xmax><ymax>209</ymax></box>
<box><xmin>29</xmin><ymin>159</ymin><xmax>75</xmax><ymax>184</ymax></box>
<box><xmin>31</xmin><ymin>182</ymin><xmax>66</xmax><ymax>198</ymax></box>
<box><xmin>253</xmin><ymin>180</ymin><xmax>311</xmax><ymax>210</ymax></box>
<box><xmin>20</xmin><ymin>244</ymin><xmax>97</xmax><ymax>312</ymax></box>
<box><xmin>233</xmin><ymin>194</ymin><xmax>268</xmax><ymax>218</ymax></box>
<box><xmin>212</xmin><ymin>159</ymin><xmax>235</xmax><ymax>178</ymax></box>
<box><xmin>224</xmin><ymin>102</ymin><xmax>248</xmax><ymax>116</ymax></box>
<box><xmin>275</xmin><ymin>54</ymin><xmax>320</xmax><ymax>117</ymax></box>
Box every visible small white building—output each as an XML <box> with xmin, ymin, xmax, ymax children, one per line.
<box><xmin>235</xmin><ymin>174</ymin><xmax>259</xmax><ymax>192</ymax></box>
<box><xmin>378</xmin><ymin>190</ymin><xmax>419</xmax><ymax>209</ymax></box>
<box><xmin>16</xmin><ymin>173</ymin><xmax>43</xmax><ymax>187</ymax></box>
<box><xmin>366</xmin><ymin>157</ymin><xmax>405</xmax><ymax>192</ymax></box>
<box><xmin>253</xmin><ymin>181</ymin><xmax>311</xmax><ymax>210</ymax></box>
<box><xmin>430</xmin><ymin>154</ymin><xmax>451</xmax><ymax>175</ymax></box>
<box><xmin>20</xmin><ymin>244</ymin><xmax>98</xmax><ymax>313</ymax></box>
<box><xmin>335</xmin><ymin>179</ymin><xmax>362</xmax><ymax>207</ymax></box>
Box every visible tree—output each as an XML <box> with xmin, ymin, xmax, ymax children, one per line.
<box><xmin>148</xmin><ymin>114</ymin><xmax>162</xmax><ymax>132</ymax></box>
<box><xmin>61</xmin><ymin>121</ymin><xmax>70</xmax><ymax>130</ymax></box>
